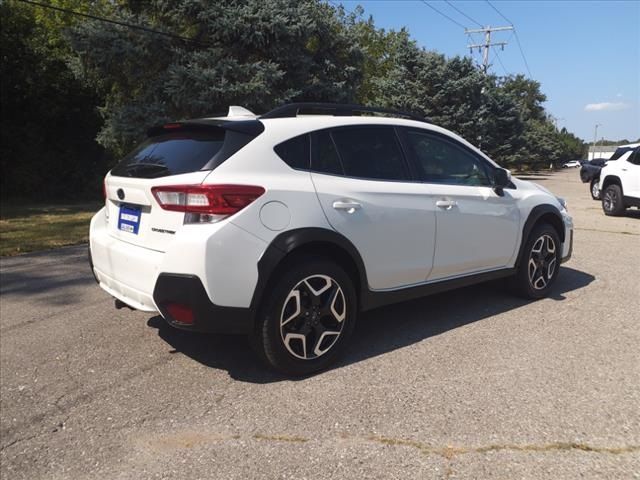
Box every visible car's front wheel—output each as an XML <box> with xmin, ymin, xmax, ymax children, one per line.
<box><xmin>590</xmin><ymin>179</ymin><xmax>601</xmax><ymax>200</ymax></box>
<box><xmin>252</xmin><ymin>258</ymin><xmax>357</xmax><ymax>375</ymax></box>
<box><xmin>513</xmin><ymin>223</ymin><xmax>561</xmax><ymax>299</ymax></box>
<box><xmin>602</xmin><ymin>184</ymin><xmax>625</xmax><ymax>216</ymax></box>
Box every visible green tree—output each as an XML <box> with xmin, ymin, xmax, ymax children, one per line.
<box><xmin>357</xmin><ymin>31</ymin><xmax>524</xmax><ymax>168</ymax></box>
<box><xmin>0</xmin><ymin>1</ymin><xmax>106</xmax><ymax>200</ymax></box>
<box><xmin>500</xmin><ymin>74</ymin><xmax>583</xmax><ymax>169</ymax></box>
<box><xmin>501</xmin><ymin>74</ymin><xmax>546</xmax><ymax>122</ymax></box>
<box><xmin>69</xmin><ymin>0</ymin><xmax>365</xmax><ymax>157</ymax></box>
<box><xmin>556</xmin><ymin>127</ymin><xmax>587</xmax><ymax>161</ymax></box>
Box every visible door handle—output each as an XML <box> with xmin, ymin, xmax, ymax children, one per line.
<box><xmin>436</xmin><ymin>200</ymin><xmax>457</xmax><ymax>210</ymax></box>
<box><xmin>332</xmin><ymin>200</ymin><xmax>362</xmax><ymax>213</ymax></box>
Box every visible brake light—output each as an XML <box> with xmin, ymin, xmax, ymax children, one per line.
<box><xmin>165</xmin><ymin>303</ymin><xmax>194</xmax><ymax>324</ymax></box>
<box><xmin>151</xmin><ymin>184</ymin><xmax>265</xmax><ymax>220</ymax></box>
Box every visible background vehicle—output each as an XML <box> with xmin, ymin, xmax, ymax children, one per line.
<box><xmin>600</xmin><ymin>147</ymin><xmax>640</xmax><ymax>216</ymax></box>
<box><xmin>89</xmin><ymin>103</ymin><xmax>573</xmax><ymax>375</ymax></box>
<box><xmin>581</xmin><ymin>158</ymin><xmax>608</xmax><ymax>200</ymax></box>
<box><xmin>581</xmin><ymin>145</ymin><xmax>640</xmax><ymax>200</ymax></box>
<box><xmin>562</xmin><ymin>160</ymin><xmax>581</xmax><ymax>168</ymax></box>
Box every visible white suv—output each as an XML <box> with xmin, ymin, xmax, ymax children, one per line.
<box><xmin>89</xmin><ymin>103</ymin><xmax>573</xmax><ymax>375</ymax></box>
<box><xmin>599</xmin><ymin>147</ymin><xmax>640</xmax><ymax>216</ymax></box>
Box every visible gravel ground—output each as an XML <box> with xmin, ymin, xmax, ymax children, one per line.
<box><xmin>1</xmin><ymin>169</ymin><xmax>639</xmax><ymax>479</ymax></box>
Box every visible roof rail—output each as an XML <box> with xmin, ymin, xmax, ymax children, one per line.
<box><xmin>260</xmin><ymin>102</ymin><xmax>428</xmax><ymax>123</ymax></box>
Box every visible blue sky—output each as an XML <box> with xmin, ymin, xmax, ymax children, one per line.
<box><xmin>337</xmin><ymin>0</ymin><xmax>640</xmax><ymax>143</ymax></box>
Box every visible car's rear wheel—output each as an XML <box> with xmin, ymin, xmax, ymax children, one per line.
<box><xmin>513</xmin><ymin>223</ymin><xmax>561</xmax><ymax>299</ymax></box>
<box><xmin>602</xmin><ymin>184</ymin><xmax>625</xmax><ymax>216</ymax></box>
<box><xmin>252</xmin><ymin>258</ymin><xmax>357</xmax><ymax>375</ymax></box>
<box><xmin>590</xmin><ymin>179</ymin><xmax>601</xmax><ymax>200</ymax></box>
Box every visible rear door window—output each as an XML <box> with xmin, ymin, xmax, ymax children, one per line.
<box><xmin>330</xmin><ymin>126</ymin><xmax>408</xmax><ymax>181</ymax></box>
<box><xmin>311</xmin><ymin>130</ymin><xmax>344</xmax><ymax>175</ymax></box>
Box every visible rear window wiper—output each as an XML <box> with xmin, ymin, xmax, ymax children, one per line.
<box><xmin>125</xmin><ymin>162</ymin><xmax>169</xmax><ymax>171</ymax></box>
<box><xmin>124</xmin><ymin>162</ymin><xmax>170</xmax><ymax>177</ymax></box>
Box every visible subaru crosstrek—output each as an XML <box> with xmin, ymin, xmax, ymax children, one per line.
<box><xmin>89</xmin><ymin>103</ymin><xmax>573</xmax><ymax>375</ymax></box>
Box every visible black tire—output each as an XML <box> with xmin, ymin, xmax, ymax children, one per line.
<box><xmin>602</xmin><ymin>184</ymin><xmax>625</xmax><ymax>216</ymax></box>
<box><xmin>590</xmin><ymin>179</ymin><xmax>601</xmax><ymax>200</ymax></box>
<box><xmin>513</xmin><ymin>223</ymin><xmax>561</xmax><ymax>299</ymax></box>
<box><xmin>251</xmin><ymin>257</ymin><xmax>357</xmax><ymax>376</ymax></box>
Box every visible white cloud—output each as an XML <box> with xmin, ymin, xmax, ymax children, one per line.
<box><xmin>584</xmin><ymin>102</ymin><xmax>631</xmax><ymax>112</ymax></box>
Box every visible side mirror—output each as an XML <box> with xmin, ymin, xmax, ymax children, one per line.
<box><xmin>493</xmin><ymin>168</ymin><xmax>511</xmax><ymax>196</ymax></box>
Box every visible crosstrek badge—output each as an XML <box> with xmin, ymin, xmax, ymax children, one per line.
<box><xmin>118</xmin><ymin>205</ymin><xmax>141</xmax><ymax>234</ymax></box>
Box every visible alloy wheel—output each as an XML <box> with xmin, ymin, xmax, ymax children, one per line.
<box><xmin>603</xmin><ymin>189</ymin><xmax>618</xmax><ymax>212</ymax></box>
<box><xmin>591</xmin><ymin>182</ymin><xmax>600</xmax><ymax>199</ymax></box>
<box><xmin>279</xmin><ymin>274</ymin><xmax>346</xmax><ymax>360</ymax></box>
<box><xmin>528</xmin><ymin>234</ymin><xmax>557</xmax><ymax>290</ymax></box>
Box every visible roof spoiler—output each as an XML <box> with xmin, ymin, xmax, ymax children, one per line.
<box><xmin>147</xmin><ymin>119</ymin><xmax>264</xmax><ymax>138</ymax></box>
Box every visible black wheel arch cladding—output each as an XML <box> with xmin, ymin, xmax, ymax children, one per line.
<box><xmin>515</xmin><ymin>204</ymin><xmax>564</xmax><ymax>269</ymax></box>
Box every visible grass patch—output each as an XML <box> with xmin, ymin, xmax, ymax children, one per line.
<box><xmin>0</xmin><ymin>203</ymin><xmax>101</xmax><ymax>256</ymax></box>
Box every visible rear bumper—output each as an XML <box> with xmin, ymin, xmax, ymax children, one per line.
<box><xmin>580</xmin><ymin>166</ymin><xmax>599</xmax><ymax>183</ymax></box>
<box><xmin>153</xmin><ymin>274</ymin><xmax>252</xmax><ymax>334</ymax></box>
<box><xmin>89</xmin><ymin>207</ymin><xmax>261</xmax><ymax>334</ymax></box>
<box><xmin>90</xmin><ymin>246</ymin><xmax>253</xmax><ymax>333</ymax></box>
<box><xmin>90</xmin><ymin>214</ymin><xmax>161</xmax><ymax>312</ymax></box>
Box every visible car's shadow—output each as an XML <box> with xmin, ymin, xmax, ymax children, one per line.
<box><xmin>147</xmin><ymin>267</ymin><xmax>594</xmax><ymax>383</ymax></box>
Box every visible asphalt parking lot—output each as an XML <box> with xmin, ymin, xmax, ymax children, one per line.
<box><xmin>1</xmin><ymin>169</ymin><xmax>639</xmax><ymax>479</ymax></box>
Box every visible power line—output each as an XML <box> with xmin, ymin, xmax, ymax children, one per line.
<box><xmin>444</xmin><ymin>0</ymin><xmax>483</xmax><ymax>28</ymax></box>
<box><xmin>485</xmin><ymin>0</ymin><xmax>533</xmax><ymax>78</ymax></box>
<box><xmin>491</xmin><ymin>46</ymin><xmax>509</xmax><ymax>76</ymax></box>
<box><xmin>485</xmin><ymin>0</ymin><xmax>514</xmax><ymax>25</ymax></box>
<box><xmin>495</xmin><ymin>29</ymin><xmax>516</xmax><ymax>75</ymax></box>
<box><xmin>420</xmin><ymin>0</ymin><xmax>467</xmax><ymax>30</ymax></box>
<box><xmin>417</xmin><ymin>1</ymin><xmax>511</xmax><ymax>75</ymax></box>
<box><xmin>15</xmin><ymin>0</ymin><xmax>211</xmax><ymax>47</ymax></box>
<box><xmin>512</xmin><ymin>31</ymin><xmax>533</xmax><ymax>78</ymax></box>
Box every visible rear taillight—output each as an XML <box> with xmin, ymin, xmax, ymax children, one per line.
<box><xmin>151</xmin><ymin>184</ymin><xmax>265</xmax><ymax>223</ymax></box>
<box><xmin>165</xmin><ymin>303</ymin><xmax>194</xmax><ymax>324</ymax></box>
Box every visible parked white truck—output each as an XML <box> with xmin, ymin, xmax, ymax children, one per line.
<box><xmin>599</xmin><ymin>147</ymin><xmax>640</xmax><ymax>216</ymax></box>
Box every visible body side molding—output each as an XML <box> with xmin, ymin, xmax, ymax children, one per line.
<box><xmin>252</xmin><ymin>228</ymin><xmax>517</xmax><ymax>315</ymax></box>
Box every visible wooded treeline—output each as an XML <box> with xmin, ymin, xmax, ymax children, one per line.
<box><xmin>1</xmin><ymin>0</ymin><xmax>586</xmax><ymax>201</ymax></box>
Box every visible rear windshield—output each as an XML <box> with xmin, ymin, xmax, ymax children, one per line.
<box><xmin>111</xmin><ymin>131</ymin><xmax>225</xmax><ymax>178</ymax></box>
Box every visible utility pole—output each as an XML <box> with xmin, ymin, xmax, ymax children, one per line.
<box><xmin>592</xmin><ymin>123</ymin><xmax>602</xmax><ymax>160</ymax></box>
<box><xmin>466</xmin><ymin>25</ymin><xmax>513</xmax><ymax>74</ymax></box>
